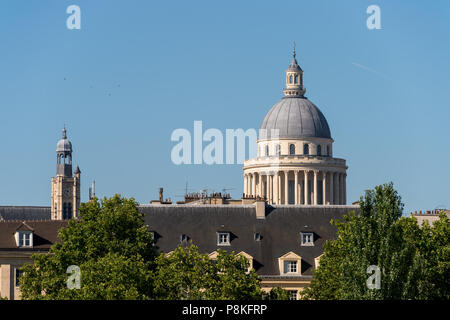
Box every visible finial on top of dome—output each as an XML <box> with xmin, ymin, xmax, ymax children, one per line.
<box><xmin>62</xmin><ymin>126</ymin><xmax>67</xmax><ymax>139</ymax></box>
<box><xmin>293</xmin><ymin>41</ymin><xmax>296</xmax><ymax>59</ymax></box>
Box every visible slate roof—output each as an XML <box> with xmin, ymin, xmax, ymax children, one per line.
<box><xmin>139</xmin><ymin>204</ymin><xmax>359</xmax><ymax>276</ymax></box>
<box><xmin>0</xmin><ymin>206</ymin><xmax>51</xmax><ymax>221</ymax></box>
<box><xmin>260</xmin><ymin>97</ymin><xmax>332</xmax><ymax>140</ymax></box>
<box><xmin>0</xmin><ymin>220</ymin><xmax>67</xmax><ymax>251</ymax></box>
<box><xmin>0</xmin><ymin>204</ymin><xmax>360</xmax><ymax>277</ymax></box>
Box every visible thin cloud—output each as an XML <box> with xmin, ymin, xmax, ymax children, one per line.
<box><xmin>351</xmin><ymin>62</ymin><xmax>390</xmax><ymax>80</ymax></box>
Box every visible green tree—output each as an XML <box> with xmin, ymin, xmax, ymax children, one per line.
<box><xmin>302</xmin><ymin>182</ymin><xmax>449</xmax><ymax>300</ymax></box>
<box><xmin>414</xmin><ymin>212</ymin><xmax>450</xmax><ymax>299</ymax></box>
<box><xmin>152</xmin><ymin>243</ymin><xmax>263</xmax><ymax>300</ymax></box>
<box><xmin>20</xmin><ymin>195</ymin><xmax>157</xmax><ymax>300</ymax></box>
<box><xmin>263</xmin><ymin>287</ymin><xmax>290</xmax><ymax>300</ymax></box>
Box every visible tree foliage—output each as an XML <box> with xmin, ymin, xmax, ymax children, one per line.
<box><xmin>152</xmin><ymin>243</ymin><xmax>263</xmax><ymax>300</ymax></box>
<box><xmin>302</xmin><ymin>182</ymin><xmax>450</xmax><ymax>300</ymax></box>
<box><xmin>19</xmin><ymin>195</ymin><xmax>271</xmax><ymax>300</ymax></box>
<box><xmin>263</xmin><ymin>287</ymin><xmax>291</xmax><ymax>300</ymax></box>
<box><xmin>20</xmin><ymin>195</ymin><xmax>157</xmax><ymax>300</ymax></box>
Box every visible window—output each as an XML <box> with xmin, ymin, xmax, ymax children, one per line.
<box><xmin>289</xmin><ymin>144</ymin><xmax>295</xmax><ymax>155</ymax></box>
<box><xmin>288</xmin><ymin>290</ymin><xmax>298</xmax><ymax>300</ymax></box>
<box><xmin>217</xmin><ymin>232</ymin><xmax>230</xmax><ymax>246</ymax></box>
<box><xmin>265</xmin><ymin>145</ymin><xmax>269</xmax><ymax>156</ymax></box>
<box><xmin>180</xmin><ymin>234</ymin><xmax>189</xmax><ymax>243</ymax></box>
<box><xmin>15</xmin><ymin>269</ymin><xmax>24</xmax><ymax>287</ymax></box>
<box><xmin>18</xmin><ymin>232</ymin><xmax>32</xmax><ymax>247</ymax></box>
<box><xmin>278</xmin><ymin>252</ymin><xmax>302</xmax><ymax>276</ymax></box>
<box><xmin>275</xmin><ymin>144</ymin><xmax>281</xmax><ymax>156</ymax></box>
<box><xmin>254</xmin><ymin>233</ymin><xmax>261</xmax><ymax>241</ymax></box>
<box><xmin>317</xmin><ymin>145</ymin><xmax>321</xmax><ymax>156</ymax></box>
<box><xmin>327</xmin><ymin>145</ymin><xmax>330</xmax><ymax>156</ymax></box>
<box><xmin>303</xmin><ymin>144</ymin><xmax>309</xmax><ymax>155</ymax></box>
<box><xmin>284</xmin><ymin>260</ymin><xmax>297</xmax><ymax>273</ymax></box>
<box><xmin>301</xmin><ymin>232</ymin><xmax>314</xmax><ymax>246</ymax></box>
<box><xmin>63</xmin><ymin>203</ymin><xmax>67</xmax><ymax>219</ymax></box>
<box><xmin>289</xmin><ymin>75</ymin><xmax>293</xmax><ymax>83</ymax></box>
<box><xmin>294</xmin><ymin>74</ymin><xmax>299</xmax><ymax>84</ymax></box>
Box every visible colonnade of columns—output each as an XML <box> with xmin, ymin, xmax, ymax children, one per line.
<box><xmin>243</xmin><ymin>170</ymin><xmax>346</xmax><ymax>205</ymax></box>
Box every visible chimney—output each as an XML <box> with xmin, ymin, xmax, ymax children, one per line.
<box><xmin>159</xmin><ymin>188</ymin><xmax>163</xmax><ymax>202</ymax></box>
<box><xmin>255</xmin><ymin>199</ymin><xmax>266</xmax><ymax>219</ymax></box>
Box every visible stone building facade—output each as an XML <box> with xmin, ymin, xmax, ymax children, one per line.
<box><xmin>243</xmin><ymin>49</ymin><xmax>347</xmax><ymax>205</ymax></box>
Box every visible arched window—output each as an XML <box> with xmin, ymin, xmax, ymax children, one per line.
<box><xmin>276</xmin><ymin>144</ymin><xmax>281</xmax><ymax>156</ymax></box>
<box><xmin>289</xmin><ymin>75</ymin><xmax>293</xmax><ymax>84</ymax></box>
<box><xmin>303</xmin><ymin>144</ymin><xmax>309</xmax><ymax>155</ymax></box>
<box><xmin>289</xmin><ymin>144</ymin><xmax>295</xmax><ymax>155</ymax></box>
<box><xmin>294</xmin><ymin>74</ymin><xmax>298</xmax><ymax>84</ymax></box>
<box><xmin>327</xmin><ymin>145</ymin><xmax>330</xmax><ymax>156</ymax></box>
<box><xmin>265</xmin><ymin>145</ymin><xmax>269</xmax><ymax>156</ymax></box>
<box><xmin>317</xmin><ymin>145</ymin><xmax>322</xmax><ymax>156</ymax></box>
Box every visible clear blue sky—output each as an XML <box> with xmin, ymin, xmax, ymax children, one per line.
<box><xmin>0</xmin><ymin>0</ymin><xmax>449</xmax><ymax>215</ymax></box>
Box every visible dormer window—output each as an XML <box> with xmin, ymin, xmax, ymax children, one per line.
<box><xmin>284</xmin><ymin>261</ymin><xmax>298</xmax><ymax>273</ymax></box>
<box><xmin>20</xmin><ymin>232</ymin><xmax>31</xmax><ymax>247</ymax></box>
<box><xmin>278</xmin><ymin>252</ymin><xmax>302</xmax><ymax>275</ymax></box>
<box><xmin>180</xmin><ymin>234</ymin><xmax>188</xmax><ymax>243</ymax></box>
<box><xmin>16</xmin><ymin>231</ymin><xmax>33</xmax><ymax>248</ymax></box>
<box><xmin>301</xmin><ymin>232</ymin><xmax>314</xmax><ymax>246</ymax></box>
<box><xmin>14</xmin><ymin>222</ymin><xmax>34</xmax><ymax>248</ymax></box>
<box><xmin>217</xmin><ymin>232</ymin><xmax>230</xmax><ymax>246</ymax></box>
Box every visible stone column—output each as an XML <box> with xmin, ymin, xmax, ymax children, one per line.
<box><xmin>336</xmin><ymin>172</ymin><xmax>341</xmax><ymax>204</ymax></box>
<box><xmin>343</xmin><ymin>173</ymin><xmax>347</xmax><ymax>205</ymax></box>
<box><xmin>313</xmin><ymin>170</ymin><xmax>318</xmax><ymax>205</ymax></box>
<box><xmin>304</xmin><ymin>170</ymin><xmax>309</xmax><ymax>205</ymax></box>
<box><xmin>243</xmin><ymin>174</ymin><xmax>248</xmax><ymax>197</ymax></box>
<box><xmin>278</xmin><ymin>173</ymin><xmax>282</xmax><ymax>204</ymax></box>
<box><xmin>340</xmin><ymin>173</ymin><xmax>344</xmax><ymax>205</ymax></box>
<box><xmin>273</xmin><ymin>172</ymin><xmax>278</xmax><ymax>204</ymax></box>
<box><xmin>330</xmin><ymin>172</ymin><xmax>334</xmax><ymax>204</ymax></box>
<box><xmin>322</xmin><ymin>171</ymin><xmax>327</xmax><ymax>205</ymax></box>
<box><xmin>294</xmin><ymin>170</ymin><xmax>299</xmax><ymax>204</ymax></box>
<box><xmin>284</xmin><ymin>171</ymin><xmax>289</xmax><ymax>204</ymax></box>
<box><xmin>258</xmin><ymin>173</ymin><xmax>263</xmax><ymax>198</ymax></box>
<box><xmin>268</xmin><ymin>174</ymin><xmax>272</xmax><ymax>204</ymax></box>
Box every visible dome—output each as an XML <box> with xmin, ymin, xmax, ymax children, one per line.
<box><xmin>260</xmin><ymin>97</ymin><xmax>332</xmax><ymax>140</ymax></box>
<box><xmin>56</xmin><ymin>128</ymin><xmax>72</xmax><ymax>152</ymax></box>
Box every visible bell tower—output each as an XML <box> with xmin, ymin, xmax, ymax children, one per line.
<box><xmin>51</xmin><ymin>128</ymin><xmax>81</xmax><ymax>220</ymax></box>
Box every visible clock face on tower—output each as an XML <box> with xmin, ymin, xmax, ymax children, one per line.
<box><xmin>63</xmin><ymin>187</ymin><xmax>71</xmax><ymax>197</ymax></box>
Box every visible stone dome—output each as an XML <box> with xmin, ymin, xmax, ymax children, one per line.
<box><xmin>260</xmin><ymin>96</ymin><xmax>332</xmax><ymax>140</ymax></box>
<box><xmin>56</xmin><ymin>128</ymin><xmax>72</xmax><ymax>152</ymax></box>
